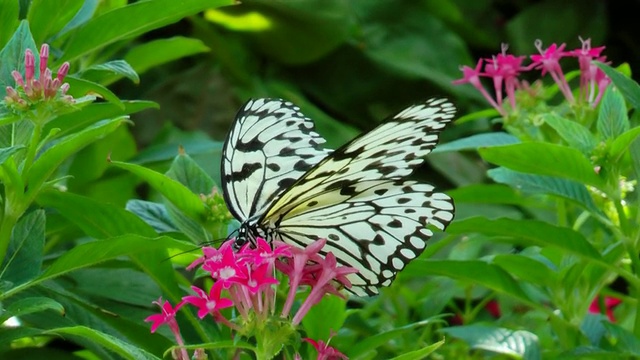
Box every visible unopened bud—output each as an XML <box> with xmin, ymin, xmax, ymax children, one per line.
<box><xmin>39</xmin><ymin>44</ymin><xmax>49</xmax><ymax>75</ymax></box>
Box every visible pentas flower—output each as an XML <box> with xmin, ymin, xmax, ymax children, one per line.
<box><xmin>454</xmin><ymin>37</ymin><xmax>612</xmax><ymax>116</ymax></box>
<box><xmin>3</xmin><ymin>44</ymin><xmax>73</xmax><ymax>119</ymax></box>
<box><xmin>303</xmin><ymin>333</ymin><xmax>348</xmax><ymax>360</ymax></box>
<box><xmin>589</xmin><ymin>295</ymin><xmax>622</xmax><ymax>322</ymax></box>
<box><xmin>530</xmin><ymin>40</ymin><xmax>574</xmax><ymax>104</ymax></box>
<box><xmin>146</xmin><ymin>237</ymin><xmax>356</xmax><ymax>359</ymax></box>
<box><xmin>144</xmin><ymin>298</ymin><xmax>189</xmax><ymax>360</ymax></box>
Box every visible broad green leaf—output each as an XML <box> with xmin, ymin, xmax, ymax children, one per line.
<box><xmin>1</xmin><ymin>209</ymin><xmax>45</xmax><ymax>286</ymax></box>
<box><xmin>65</xmin><ymin>76</ymin><xmax>124</xmax><ymax>108</ymax></box>
<box><xmin>402</xmin><ymin>260</ymin><xmax>532</xmax><ymax>305</ymax></box>
<box><xmin>0</xmin><ymin>20</ymin><xmax>37</xmax><ymax>89</ymax></box>
<box><xmin>83</xmin><ymin>59</ymin><xmax>140</xmax><ymax>84</ymax></box>
<box><xmin>433</xmin><ymin>132</ymin><xmax>520</xmax><ymax>153</ymax></box>
<box><xmin>487</xmin><ymin>167</ymin><xmax>602</xmax><ymax>215</ymax></box>
<box><xmin>390</xmin><ymin>339</ymin><xmax>444</xmax><ymax>360</ymax></box>
<box><xmin>542</xmin><ymin>113</ymin><xmax>597</xmax><ymax>154</ymax></box>
<box><xmin>347</xmin><ymin>319</ymin><xmax>442</xmax><ymax>358</ymax></box>
<box><xmin>447</xmin><ymin>217</ymin><xmax>602</xmax><ymax>260</ymax></box>
<box><xmin>61</xmin><ymin>0</ymin><xmax>233</xmax><ymax>62</ymax></box>
<box><xmin>48</xmin><ymin>326</ymin><xmax>160</xmax><ymax>360</ymax></box>
<box><xmin>455</xmin><ymin>108</ymin><xmax>502</xmax><ymax>124</ymax></box>
<box><xmin>0</xmin><ymin>0</ymin><xmax>19</xmax><ymax>49</ymax></box>
<box><xmin>124</xmin><ymin>36</ymin><xmax>210</xmax><ymax>74</ymax></box>
<box><xmin>447</xmin><ymin>184</ymin><xmax>528</xmax><ymax>206</ymax></box>
<box><xmin>632</xmin><ymin>137</ymin><xmax>640</xmax><ymax>182</ymax></box>
<box><xmin>479</xmin><ymin>142</ymin><xmax>602</xmax><ymax>187</ymax></box>
<box><xmin>2</xmin><ymin>235</ymin><xmax>191</xmax><ymax>299</ymax></box>
<box><xmin>0</xmin><ymin>296</ymin><xmax>64</xmax><ymax>323</ymax></box>
<box><xmin>25</xmin><ymin>117</ymin><xmax>126</xmax><ymax>201</ymax></box>
<box><xmin>131</xmin><ymin>137</ymin><xmax>223</xmax><ymax>165</ymax></box>
<box><xmin>27</xmin><ymin>0</ymin><xmax>83</xmax><ymax>43</ymax></box>
<box><xmin>166</xmin><ymin>151</ymin><xmax>215</xmax><ymax>195</ymax></box>
<box><xmin>45</xmin><ymin>100</ymin><xmax>158</xmax><ymax>138</ymax></box>
<box><xmin>596</xmin><ymin>62</ymin><xmax>640</xmax><ymax>110</ymax></box>
<box><xmin>110</xmin><ymin>160</ymin><xmax>206</xmax><ymax>221</ymax></box>
<box><xmin>492</xmin><ymin>254</ymin><xmax>557</xmax><ymax>287</ymax></box>
<box><xmin>302</xmin><ymin>295</ymin><xmax>347</xmax><ymax>341</ymax></box>
<box><xmin>609</xmin><ymin>126</ymin><xmax>640</xmax><ymax>162</ymax></box>
<box><xmin>0</xmin><ymin>145</ymin><xmax>24</xmax><ymax>165</ymax></box>
<box><xmin>165</xmin><ymin>202</ymin><xmax>211</xmax><ymax>244</ymax></box>
<box><xmin>125</xmin><ymin>200</ymin><xmax>177</xmax><ymax>233</ymax></box>
<box><xmin>211</xmin><ymin>0</ymin><xmax>350</xmax><ymax>64</ymax></box>
<box><xmin>36</xmin><ymin>189</ymin><xmax>156</xmax><ymax>238</ymax></box>
<box><xmin>601</xmin><ymin>321</ymin><xmax>640</xmax><ymax>355</ymax></box>
<box><xmin>581</xmin><ymin>313</ymin><xmax>607</xmax><ymax>346</ymax></box>
<box><xmin>55</xmin><ymin>0</ymin><xmax>99</xmax><ymax>38</ymax></box>
<box><xmin>440</xmin><ymin>325</ymin><xmax>541</xmax><ymax>360</ymax></box>
<box><xmin>597</xmin><ymin>87</ymin><xmax>629</xmax><ymax>140</ymax></box>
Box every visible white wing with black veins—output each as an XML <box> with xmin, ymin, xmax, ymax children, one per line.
<box><xmin>221</xmin><ymin>98</ymin><xmax>332</xmax><ymax>222</ymax></box>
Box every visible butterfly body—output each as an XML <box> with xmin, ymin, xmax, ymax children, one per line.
<box><xmin>222</xmin><ymin>98</ymin><xmax>455</xmax><ymax>296</ymax></box>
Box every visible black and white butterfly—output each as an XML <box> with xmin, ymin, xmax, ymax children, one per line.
<box><xmin>221</xmin><ymin>98</ymin><xmax>455</xmax><ymax>296</ymax></box>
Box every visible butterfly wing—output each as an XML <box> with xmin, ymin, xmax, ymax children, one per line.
<box><xmin>221</xmin><ymin>98</ymin><xmax>332</xmax><ymax>222</ymax></box>
<box><xmin>261</xmin><ymin>98</ymin><xmax>456</xmax><ymax>295</ymax></box>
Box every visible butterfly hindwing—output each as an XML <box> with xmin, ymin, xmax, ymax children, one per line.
<box><xmin>276</xmin><ymin>179</ymin><xmax>454</xmax><ymax>296</ymax></box>
<box><xmin>222</xmin><ymin>98</ymin><xmax>331</xmax><ymax>222</ymax></box>
<box><xmin>260</xmin><ymin>98</ymin><xmax>456</xmax><ymax>295</ymax></box>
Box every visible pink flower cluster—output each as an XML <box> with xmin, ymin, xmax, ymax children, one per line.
<box><xmin>4</xmin><ymin>44</ymin><xmax>72</xmax><ymax>109</ymax></box>
<box><xmin>454</xmin><ymin>38</ymin><xmax>611</xmax><ymax>116</ymax></box>
<box><xmin>145</xmin><ymin>238</ymin><xmax>357</xmax><ymax>359</ymax></box>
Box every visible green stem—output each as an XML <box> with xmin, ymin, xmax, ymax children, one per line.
<box><xmin>21</xmin><ymin>122</ymin><xmax>43</xmax><ymax>178</ymax></box>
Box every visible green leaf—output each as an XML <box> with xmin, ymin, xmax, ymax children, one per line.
<box><xmin>166</xmin><ymin>151</ymin><xmax>215</xmax><ymax>195</ymax></box>
<box><xmin>601</xmin><ymin>321</ymin><xmax>640</xmax><ymax>356</ymax></box>
<box><xmin>1</xmin><ymin>209</ymin><xmax>45</xmax><ymax>286</ymax></box>
<box><xmin>125</xmin><ymin>200</ymin><xmax>177</xmax><ymax>233</ymax></box>
<box><xmin>27</xmin><ymin>0</ymin><xmax>83</xmax><ymax>43</ymax></box>
<box><xmin>433</xmin><ymin>132</ymin><xmax>520</xmax><ymax>153</ymax></box>
<box><xmin>0</xmin><ymin>20</ymin><xmax>37</xmax><ymax>89</ymax></box>
<box><xmin>609</xmin><ymin>126</ymin><xmax>640</xmax><ymax>162</ymax></box>
<box><xmin>0</xmin><ymin>296</ymin><xmax>64</xmax><ymax>323</ymax></box>
<box><xmin>347</xmin><ymin>319</ymin><xmax>443</xmax><ymax>358</ymax></box>
<box><xmin>45</xmin><ymin>100</ymin><xmax>158</xmax><ymax>138</ymax></box>
<box><xmin>36</xmin><ymin>189</ymin><xmax>156</xmax><ymax>238</ymax></box>
<box><xmin>595</xmin><ymin>62</ymin><xmax>640</xmax><ymax>110</ymax></box>
<box><xmin>2</xmin><ymin>234</ymin><xmax>191</xmax><ymax>299</ymax></box>
<box><xmin>25</xmin><ymin>117</ymin><xmax>126</xmax><ymax>200</ymax></box>
<box><xmin>0</xmin><ymin>0</ymin><xmax>19</xmax><ymax>49</ymax></box>
<box><xmin>390</xmin><ymin>339</ymin><xmax>444</xmax><ymax>360</ymax></box>
<box><xmin>440</xmin><ymin>325</ymin><xmax>541</xmax><ymax>360</ymax></box>
<box><xmin>542</xmin><ymin>113</ymin><xmax>597</xmax><ymax>154</ymax></box>
<box><xmin>65</xmin><ymin>76</ymin><xmax>124</xmax><ymax>108</ymax></box>
<box><xmin>110</xmin><ymin>160</ymin><xmax>206</xmax><ymax>221</ymax></box>
<box><xmin>0</xmin><ymin>145</ymin><xmax>24</xmax><ymax>165</ymax></box>
<box><xmin>402</xmin><ymin>260</ymin><xmax>532</xmax><ymax>305</ymax></box>
<box><xmin>47</xmin><ymin>326</ymin><xmax>160</xmax><ymax>360</ymax></box>
<box><xmin>83</xmin><ymin>59</ymin><xmax>140</xmax><ymax>84</ymax></box>
<box><xmin>124</xmin><ymin>36</ymin><xmax>210</xmax><ymax>74</ymax></box>
<box><xmin>302</xmin><ymin>295</ymin><xmax>347</xmax><ymax>341</ymax></box>
<box><xmin>492</xmin><ymin>254</ymin><xmax>557</xmax><ymax>287</ymax></box>
<box><xmin>55</xmin><ymin>0</ymin><xmax>100</xmax><ymax>38</ymax></box>
<box><xmin>447</xmin><ymin>217</ymin><xmax>602</xmax><ymax>260</ymax></box>
<box><xmin>479</xmin><ymin>142</ymin><xmax>602</xmax><ymax>187</ymax></box>
<box><xmin>447</xmin><ymin>184</ymin><xmax>527</xmax><ymax>206</ymax></box>
<box><xmin>597</xmin><ymin>87</ymin><xmax>629</xmax><ymax>140</ymax></box>
<box><xmin>61</xmin><ymin>0</ymin><xmax>233</xmax><ymax>62</ymax></box>
<box><xmin>487</xmin><ymin>167</ymin><xmax>602</xmax><ymax>215</ymax></box>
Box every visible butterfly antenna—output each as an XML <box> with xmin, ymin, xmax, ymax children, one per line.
<box><xmin>162</xmin><ymin>233</ymin><xmax>235</xmax><ymax>262</ymax></box>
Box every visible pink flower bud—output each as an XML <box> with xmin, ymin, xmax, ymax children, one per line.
<box><xmin>11</xmin><ymin>70</ymin><xmax>24</xmax><ymax>87</ymax></box>
<box><xmin>56</xmin><ymin>62</ymin><xmax>70</xmax><ymax>82</ymax></box>
<box><xmin>24</xmin><ymin>49</ymin><xmax>35</xmax><ymax>84</ymax></box>
<box><xmin>60</xmin><ymin>83</ymin><xmax>70</xmax><ymax>94</ymax></box>
<box><xmin>39</xmin><ymin>44</ymin><xmax>49</xmax><ymax>75</ymax></box>
<box><xmin>5</xmin><ymin>86</ymin><xmax>19</xmax><ymax>100</ymax></box>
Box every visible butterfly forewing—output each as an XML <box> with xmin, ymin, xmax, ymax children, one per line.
<box><xmin>222</xmin><ymin>98</ymin><xmax>331</xmax><ymax>221</ymax></box>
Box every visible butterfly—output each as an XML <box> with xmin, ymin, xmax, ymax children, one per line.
<box><xmin>221</xmin><ymin>98</ymin><xmax>455</xmax><ymax>296</ymax></box>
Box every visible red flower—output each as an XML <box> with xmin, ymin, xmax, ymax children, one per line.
<box><xmin>589</xmin><ymin>296</ymin><xmax>621</xmax><ymax>322</ymax></box>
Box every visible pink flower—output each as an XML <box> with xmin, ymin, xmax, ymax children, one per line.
<box><xmin>568</xmin><ymin>37</ymin><xmax>610</xmax><ymax>106</ymax></box>
<box><xmin>4</xmin><ymin>44</ymin><xmax>72</xmax><ymax>109</ymax></box>
<box><xmin>530</xmin><ymin>40</ymin><xmax>574</xmax><ymax>104</ymax></box>
<box><xmin>589</xmin><ymin>295</ymin><xmax>622</xmax><ymax>322</ymax></box>
<box><xmin>182</xmin><ymin>283</ymin><xmax>234</xmax><ymax>319</ymax></box>
<box><xmin>304</xmin><ymin>335</ymin><xmax>348</xmax><ymax>360</ymax></box>
<box><xmin>484</xmin><ymin>44</ymin><xmax>527</xmax><ymax>111</ymax></box>
<box><xmin>144</xmin><ymin>298</ymin><xmax>190</xmax><ymax>360</ymax></box>
<box><xmin>453</xmin><ymin>59</ymin><xmax>505</xmax><ymax>116</ymax></box>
